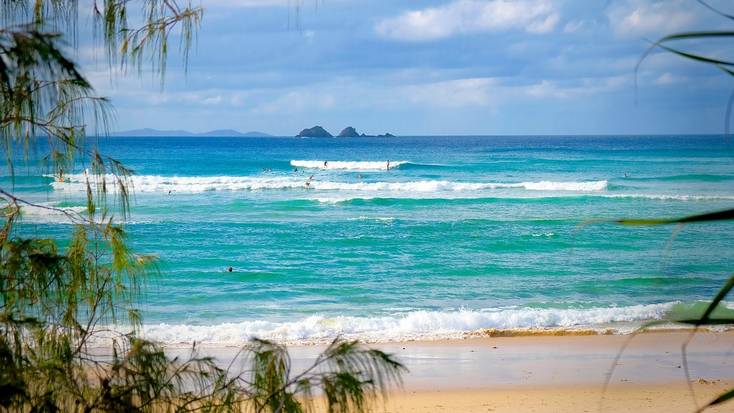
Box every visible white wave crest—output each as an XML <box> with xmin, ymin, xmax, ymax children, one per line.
<box><xmin>531</xmin><ymin>232</ymin><xmax>555</xmax><ymax>237</ymax></box>
<box><xmin>522</xmin><ymin>180</ymin><xmax>608</xmax><ymax>191</ymax></box>
<box><xmin>601</xmin><ymin>194</ymin><xmax>734</xmax><ymax>201</ymax></box>
<box><xmin>133</xmin><ymin>303</ymin><xmax>675</xmax><ymax>346</ymax></box>
<box><xmin>18</xmin><ymin>203</ymin><xmax>86</xmax><ymax>224</ymax></box>
<box><xmin>51</xmin><ymin>174</ymin><xmax>609</xmax><ymax>194</ymax></box>
<box><xmin>291</xmin><ymin>160</ymin><xmax>408</xmax><ymax>170</ymax></box>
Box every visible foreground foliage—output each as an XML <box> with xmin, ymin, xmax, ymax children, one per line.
<box><xmin>0</xmin><ymin>1</ymin><xmax>405</xmax><ymax>412</ymax></box>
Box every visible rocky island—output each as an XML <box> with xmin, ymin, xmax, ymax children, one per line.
<box><xmin>296</xmin><ymin>125</ymin><xmax>396</xmax><ymax>138</ymax></box>
<box><xmin>296</xmin><ymin>126</ymin><xmax>333</xmax><ymax>138</ymax></box>
<box><xmin>337</xmin><ymin>127</ymin><xmax>360</xmax><ymax>137</ymax></box>
<box><xmin>337</xmin><ymin>126</ymin><xmax>395</xmax><ymax>137</ymax></box>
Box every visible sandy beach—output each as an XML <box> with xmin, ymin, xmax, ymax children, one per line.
<box><xmin>178</xmin><ymin>331</ymin><xmax>734</xmax><ymax>412</ymax></box>
<box><xmin>379</xmin><ymin>382</ymin><xmax>733</xmax><ymax>413</ymax></box>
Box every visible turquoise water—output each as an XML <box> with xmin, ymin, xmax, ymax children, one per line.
<box><xmin>8</xmin><ymin>135</ymin><xmax>734</xmax><ymax>344</ymax></box>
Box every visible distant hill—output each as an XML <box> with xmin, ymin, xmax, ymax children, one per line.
<box><xmin>113</xmin><ymin>128</ymin><xmax>272</xmax><ymax>137</ymax></box>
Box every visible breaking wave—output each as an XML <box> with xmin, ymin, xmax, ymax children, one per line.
<box><xmin>131</xmin><ymin>302</ymin><xmax>680</xmax><ymax>346</ymax></box>
<box><xmin>50</xmin><ymin>174</ymin><xmax>609</xmax><ymax>194</ymax></box>
<box><xmin>290</xmin><ymin>160</ymin><xmax>409</xmax><ymax>170</ymax></box>
<box><xmin>17</xmin><ymin>203</ymin><xmax>87</xmax><ymax>224</ymax></box>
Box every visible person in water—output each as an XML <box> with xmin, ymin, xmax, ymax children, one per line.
<box><xmin>324</xmin><ymin>161</ymin><xmax>328</xmax><ymax>168</ymax></box>
<box><xmin>386</xmin><ymin>160</ymin><xmax>390</xmax><ymax>170</ymax></box>
<box><xmin>227</xmin><ymin>266</ymin><xmax>233</xmax><ymax>272</ymax></box>
<box><xmin>305</xmin><ymin>175</ymin><xmax>314</xmax><ymax>188</ymax></box>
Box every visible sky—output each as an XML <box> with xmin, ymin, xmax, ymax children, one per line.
<box><xmin>79</xmin><ymin>0</ymin><xmax>734</xmax><ymax>136</ymax></box>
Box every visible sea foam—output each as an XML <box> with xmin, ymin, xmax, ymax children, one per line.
<box><xmin>290</xmin><ymin>160</ymin><xmax>408</xmax><ymax>170</ymax></box>
<box><xmin>17</xmin><ymin>203</ymin><xmax>87</xmax><ymax>224</ymax></box>
<box><xmin>51</xmin><ymin>174</ymin><xmax>609</xmax><ymax>194</ymax></box>
<box><xmin>131</xmin><ymin>303</ymin><xmax>677</xmax><ymax>346</ymax></box>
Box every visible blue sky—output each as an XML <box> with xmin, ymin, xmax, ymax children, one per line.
<box><xmin>82</xmin><ymin>0</ymin><xmax>733</xmax><ymax>136</ymax></box>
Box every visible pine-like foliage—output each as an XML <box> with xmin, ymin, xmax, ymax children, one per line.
<box><xmin>0</xmin><ymin>2</ymin><xmax>406</xmax><ymax>412</ymax></box>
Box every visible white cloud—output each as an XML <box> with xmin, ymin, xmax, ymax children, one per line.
<box><xmin>375</xmin><ymin>0</ymin><xmax>560</xmax><ymax>42</ymax></box>
<box><xmin>248</xmin><ymin>74</ymin><xmax>630</xmax><ymax>117</ymax></box>
<box><xmin>252</xmin><ymin>90</ymin><xmax>336</xmax><ymax>114</ymax></box>
<box><xmin>563</xmin><ymin>19</ymin><xmax>585</xmax><ymax>34</ymax></box>
<box><xmin>606</xmin><ymin>0</ymin><xmax>698</xmax><ymax>38</ymax></box>
<box><xmin>653</xmin><ymin>72</ymin><xmax>683</xmax><ymax>85</ymax></box>
<box><xmin>520</xmin><ymin>76</ymin><xmax>628</xmax><ymax>99</ymax></box>
<box><xmin>401</xmin><ymin>78</ymin><xmax>496</xmax><ymax>107</ymax></box>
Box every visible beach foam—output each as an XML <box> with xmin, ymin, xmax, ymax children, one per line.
<box><xmin>17</xmin><ymin>203</ymin><xmax>87</xmax><ymax>224</ymax></box>
<box><xmin>291</xmin><ymin>160</ymin><xmax>409</xmax><ymax>170</ymax></box>
<box><xmin>131</xmin><ymin>303</ymin><xmax>678</xmax><ymax>346</ymax></box>
<box><xmin>51</xmin><ymin>174</ymin><xmax>609</xmax><ymax>194</ymax></box>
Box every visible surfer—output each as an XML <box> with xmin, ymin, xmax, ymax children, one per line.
<box><xmin>324</xmin><ymin>161</ymin><xmax>328</xmax><ymax>168</ymax></box>
<box><xmin>386</xmin><ymin>160</ymin><xmax>390</xmax><ymax>170</ymax></box>
<box><xmin>227</xmin><ymin>266</ymin><xmax>233</xmax><ymax>273</ymax></box>
<box><xmin>305</xmin><ymin>175</ymin><xmax>314</xmax><ymax>188</ymax></box>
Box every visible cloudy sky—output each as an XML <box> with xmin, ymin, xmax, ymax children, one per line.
<box><xmin>82</xmin><ymin>0</ymin><xmax>733</xmax><ymax>136</ymax></box>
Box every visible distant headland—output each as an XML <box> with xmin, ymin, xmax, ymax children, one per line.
<box><xmin>112</xmin><ymin>128</ymin><xmax>272</xmax><ymax>137</ymax></box>
<box><xmin>296</xmin><ymin>125</ymin><xmax>395</xmax><ymax>138</ymax></box>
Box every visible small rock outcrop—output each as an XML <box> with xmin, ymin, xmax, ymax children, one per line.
<box><xmin>296</xmin><ymin>126</ymin><xmax>333</xmax><ymax>138</ymax></box>
<box><xmin>337</xmin><ymin>127</ymin><xmax>360</xmax><ymax>137</ymax></box>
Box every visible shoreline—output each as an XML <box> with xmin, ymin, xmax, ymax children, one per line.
<box><xmin>145</xmin><ymin>324</ymin><xmax>730</xmax><ymax>350</ymax></box>
<box><xmin>130</xmin><ymin>301</ymin><xmax>729</xmax><ymax>347</ymax></box>
<box><xmin>160</xmin><ymin>331</ymin><xmax>734</xmax><ymax>389</ymax></box>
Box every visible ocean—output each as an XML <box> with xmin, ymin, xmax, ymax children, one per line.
<box><xmin>8</xmin><ymin>135</ymin><xmax>734</xmax><ymax>345</ymax></box>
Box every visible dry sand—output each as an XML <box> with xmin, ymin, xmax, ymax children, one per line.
<box><xmin>177</xmin><ymin>331</ymin><xmax>734</xmax><ymax>412</ymax></box>
<box><xmin>374</xmin><ymin>331</ymin><xmax>734</xmax><ymax>412</ymax></box>
<box><xmin>380</xmin><ymin>382</ymin><xmax>733</xmax><ymax>413</ymax></box>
